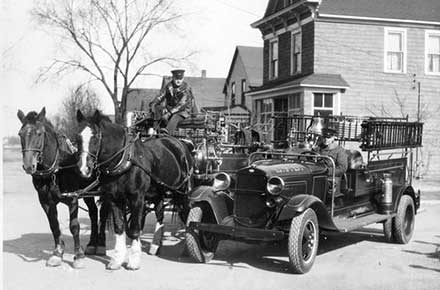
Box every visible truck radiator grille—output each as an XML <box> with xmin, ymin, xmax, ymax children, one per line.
<box><xmin>234</xmin><ymin>174</ymin><xmax>269</xmax><ymax>227</ymax></box>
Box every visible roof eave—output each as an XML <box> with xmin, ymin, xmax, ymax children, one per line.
<box><xmin>318</xmin><ymin>13</ymin><xmax>440</xmax><ymax>26</ymax></box>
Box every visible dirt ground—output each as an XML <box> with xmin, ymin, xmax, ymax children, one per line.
<box><xmin>3</xmin><ymin>148</ymin><xmax>440</xmax><ymax>290</ymax></box>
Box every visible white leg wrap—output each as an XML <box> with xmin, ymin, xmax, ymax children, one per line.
<box><xmin>113</xmin><ymin>232</ymin><xmax>127</xmax><ymax>264</ymax></box>
<box><xmin>127</xmin><ymin>238</ymin><xmax>142</xmax><ymax>270</ymax></box>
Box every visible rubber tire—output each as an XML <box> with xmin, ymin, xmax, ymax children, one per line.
<box><xmin>392</xmin><ymin>195</ymin><xmax>415</xmax><ymax>244</ymax></box>
<box><xmin>185</xmin><ymin>206</ymin><xmax>218</xmax><ymax>263</ymax></box>
<box><xmin>288</xmin><ymin>208</ymin><xmax>319</xmax><ymax>274</ymax></box>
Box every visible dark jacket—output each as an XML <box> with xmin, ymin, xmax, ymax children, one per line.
<box><xmin>318</xmin><ymin>144</ymin><xmax>348</xmax><ymax>177</ymax></box>
<box><xmin>150</xmin><ymin>81</ymin><xmax>195</xmax><ymax>119</ymax></box>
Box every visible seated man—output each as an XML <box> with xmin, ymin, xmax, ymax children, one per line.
<box><xmin>317</xmin><ymin>128</ymin><xmax>348</xmax><ymax>196</ymax></box>
<box><xmin>149</xmin><ymin>69</ymin><xmax>196</xmax><ymax>133</ymax></box>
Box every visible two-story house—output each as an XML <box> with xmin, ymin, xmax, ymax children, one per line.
<box><xmin>249</xmin><ymin>0</ymin><xmax>440</xmax><ymax>179</ymax></box>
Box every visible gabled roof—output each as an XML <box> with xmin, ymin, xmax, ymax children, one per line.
<box><xmin>224</xmin><ymin>46</ymin><xmax>263</xmax><ymax>93</ymax></box>
<box><xmin>318</xmin><ymin>0</ymin><xmax>440</xmax><ymax>23</ymax></box>
<box><xmin>126</xmin><ymin>88</ymin><xmax>160</xmax><ymax>111</ymax></box>
<box><xmin>259</xmin><ymin>0</ymin><xmax>440</xmax><ymax>25</ymax></box>
<box><xmin>161</xmin><ymin>76</ymin><xmax>226</xmax><ymax>110</ymax></box>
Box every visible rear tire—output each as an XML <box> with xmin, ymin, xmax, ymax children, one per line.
<box><xmin>288</xmin><ymin>209</ymin><xmax>319</xmax><ymax>274</ymax></box>
<box><xmin>392</xmin><ymin>195</ymin><xmax>415</xmax><ymax>244</ymax></box>
<box><xmin>185</xmin><ymin>205</ymin><xmax>219</xmax><ymax>263</ymax></box>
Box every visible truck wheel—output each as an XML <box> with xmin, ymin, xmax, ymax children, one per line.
<box><xmin>392</xmin><ymin>195</ymin><xmax>415</xmax><ymax>244</ymax></box>
<box><xmin>185</xmin><ymin>206</ymin><xmax>219</xmax><ymax>263</ymax></box>
<box><xmin>288</xmin><ymin>208</ymin><xmax>319</xmax><ymax>274</ymax></box>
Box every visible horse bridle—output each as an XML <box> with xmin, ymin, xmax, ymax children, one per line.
<box><xmin>21</xmin><ymin>128</ymin><xmax>46</xmax><ymax>163</ymax></box>
<box><xmin>20</xmin><ymin>125</ymin><xmax>60</xmax><ymax>176</ymax></box>
<box><xmin>80</xmin><ymin>128</ymin><xmax>103</xmax><ymax>171</ymax></box>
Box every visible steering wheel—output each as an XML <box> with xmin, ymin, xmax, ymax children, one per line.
<box><xmin>298</xmin><ymin>150</ymin><xmax>319</xmax><ymax>162</ymax></box>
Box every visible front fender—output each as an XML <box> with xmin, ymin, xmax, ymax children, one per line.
<box><xmin>278</xmin><ymin>194</ymin><xmax>335</xmax><ymax>230</ymax></box>
<box><xmin>188</xmin><ymin>186</ymin><xmax>232</xmax><ymax>224</ymax></box>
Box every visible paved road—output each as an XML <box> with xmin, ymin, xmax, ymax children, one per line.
<box><xmin>3</xmin><ymin>154</ymin><xmax>440</xmax><ymax>290</ymax></box>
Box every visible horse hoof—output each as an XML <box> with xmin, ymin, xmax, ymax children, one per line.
<box><xmin>126</xmin><ymin>251</ymin><xmax>141</xmax><ymax>270</ymax></box>
<box><xmin>106</xmin><ymin>259</ymin><xmax>122</xmax><ymax>270</ymax></box>
<box><xmin>84</xmin><ymin>245</ymin><xmax>96</xmax><ymax>255</ymax></box>
<box><xmin>46</xmin><ymin>255</ymin><xmax>62</xmax><ymax>267</ymax></box>
<box><xmin>126</xmin><ymin>262</ymin><xmax>141</xmax><ymax>271</ymax></box>
<box><xmin>96</xmin><ymin>246</ymin><xmax>106</xmax><ymax>256</ymax></box>
<box><xmin>148</xmin><ymin>244</ymin><xmax>160</xmax><ymax>256</ymax></box>
<box><xmin>73</xmin><ymin>257</ymin><xmax>85</xmax><ymax>269</ymax></box>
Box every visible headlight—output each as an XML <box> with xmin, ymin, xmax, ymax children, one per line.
<box><xmin>266</xmin><ymin>176</ymin><xmax>285</xmax><ymax>195</ymax></box>
<box><xmin>213</xmin><ymin>172</ymin><xmax>231</xmax><ymax>192</ymax></box>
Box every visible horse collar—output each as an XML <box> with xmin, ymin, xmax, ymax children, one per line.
<box><xmin>100</xmin><ymin>132</ymin><xmax>139</xmax><ymax>176</ymax></box>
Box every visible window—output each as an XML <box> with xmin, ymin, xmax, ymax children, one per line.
<box><xmin>384</xmin><ymin>28</ymin><xmax>407</xmax><ymax>73</ymax></box>
<box><xmin>269</xmin><ymin>40</ymin><xmax>278</xmax><ymax>79</ymax></box>
<box><xmin>231</xmin><ymin>82</ymin><xmax>236</xmax><ymax>106</ymax></box>
<box><xmin>241</xmin><ymin>79</ymin><xmax>247</xmax><ymax>105</ymax></box>
<box><xmin>288</xmin><ymin>93</ymin><xmax>302</xmax><ymax>115</ymax></box>
<box><xmin>313</xmin><ymin>93</ymin><xmax>333</xmax><ymax>116</ymax></box>
<box><xmin>291</xmin><ymin>31</ymin><xmax>302</xmax><ymax>74</ymax></box>
<box><xmin>426</xmin><ymin>30</ymin><xmax>440</xmax><ymax>74</ymax></box>
<box><xmin>256</xmin><ymin>99</ymin><xmax>273</xmax><ymax>125</ymax></box>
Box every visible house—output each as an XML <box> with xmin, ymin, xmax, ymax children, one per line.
<box><xmin>159</xmin><ymin>70</ymin><xmax>225</xmax><ymax>112</ymax></box>
<box><xmin>223</xmin><ymin>46</ymin><xmax>264</xmax><ymax>109</ymax></box>
<box><xmin>126</xmin><ymin>88</ymin><xmax>160</xmax><ymax>112</ymax></box>
<box><xmin>249</xmin><ymin>0</ymin><xmax>440</xmax><ymax>179</ymax></box>
<box><xmin>221</xmin><ymin>46</ymin><xmax>264</xmax><ymax>129</ymax></box>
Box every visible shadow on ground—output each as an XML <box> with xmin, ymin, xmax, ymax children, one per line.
<box><xmin>405</xmin><ymin>238</ymin><xmax>440</xmax><ymax>273</ymax></box>
<box><xmin>3</xmin><ymin>233</ymin><xmax>111</xmax><ymax>268</ymax></box>
<box><xmin>153</xmin><ymin>227</ymin><xmax>390</xmax><ymax>274</ymax></box>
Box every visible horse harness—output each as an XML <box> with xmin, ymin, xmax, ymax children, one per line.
<box><xmin>68</xmin><ymin>130</ymin><xmax>192</xmax><ymax>198</ymax></box>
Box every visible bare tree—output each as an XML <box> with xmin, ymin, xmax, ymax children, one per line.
<box><xmin>33</xmin><ymin>0</ymin><xmax>192</xmax><ymax>124</ymax></box>
<box><xmin>367</xmin><ymin>89</ymin><xmax>440</xmax><ymax>178</ymax></box>
<box><xmin>54</xmin><ymin>85</ymin><xmax>102</xmax><ymax>139</ymax></box>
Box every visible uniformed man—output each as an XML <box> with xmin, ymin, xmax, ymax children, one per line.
<box><xmin>317</xmin><ymin>128</ymin><xmax>348</xmax><ymax>196</ymax></box>
<box><xmin>149</xmin><ymin>69</ymin><xmax>196</xmax><ymax>133</ymax></box>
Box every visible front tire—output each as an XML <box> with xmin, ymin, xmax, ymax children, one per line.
<box><xmin>288</xmin><ymin>208</ymin><xmax>319</xmax><ymax>274</ymax></box>
<box><xmin>185</xmin><ymin>205</ymin><xmax>219</xmax><ymax>263</ymax></box>
<box><xmin>392</xmin><ymin>195</ymin><xmax>415</xmax><ymax>244</ymax></box>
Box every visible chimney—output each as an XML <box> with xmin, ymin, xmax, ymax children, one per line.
<box><xmin>201</xmin><ymin>69</ymin><xmax>207</xmax><ymax>78</ymax></box>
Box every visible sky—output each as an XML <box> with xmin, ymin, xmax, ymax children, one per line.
<box><xmin>0</xmin><ymin>0</ymin><xmax>268</xmax><ymax>137</ymax></box>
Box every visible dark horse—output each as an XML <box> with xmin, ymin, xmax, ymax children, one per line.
<box><xmin>17</xmin><ymin>108</ymin><xmax>107</xmax><ymax>269</ymax></box>
<box><xmin>76</xmin><ymin>110</ymin><xmax>193</xmax><ymax>270</ymax></box>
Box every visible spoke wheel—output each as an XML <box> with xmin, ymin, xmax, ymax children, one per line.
<box><xmin>288</xmin><ymin>208</ymin><xmax>319</xmax><ymax>274</ymax></box>
<box><xmin>185</xmin><ymin>205</ymin><xmax>218</xmax><ymax>263</ymax></box>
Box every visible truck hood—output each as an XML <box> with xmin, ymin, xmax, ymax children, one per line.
<box><xmin>245</xmin><ymin>159</ymin><xmax>327</xmax><ymax>178</ymax></box>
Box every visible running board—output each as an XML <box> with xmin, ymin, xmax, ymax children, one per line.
<box><xmin>333</xmin><ymin>213</ymin><xmax>396</xmax><ymax>232</ymax></box>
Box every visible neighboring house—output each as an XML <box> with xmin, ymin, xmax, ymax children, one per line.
<box><xmin>126</xmin><ymin>88</ymin><xmax>160</xmax><ymax>112</ymax></box>
<box><xmin>249</xmin><ymin>0</ymin><xmax>440</xmax><ymax>179</ymax></box>
<box><xmin>223</xmin><ymin>46</ymin><xmax>264</xmax><ymax>110</ymax></box>
<box><xmin>222</xmin><ymin>46</ymin><xmax>263</xmax><ymax>130</ymax></box>
<box><xmin>160</xmin><ymin>70</ymin><xmax>225</xmax><ymax>112</ymax></box>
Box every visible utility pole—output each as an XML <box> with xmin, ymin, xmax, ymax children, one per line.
<box><xmin>412</xmin><ymin>74</ymin><xmax>422</xmax><ymax>179</ymax></box>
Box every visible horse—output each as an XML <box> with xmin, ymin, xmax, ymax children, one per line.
<box><xmin>17</xmin><ymin>107</ymin><xmax>107</xmax><ymax>269</ymax></box>
<box><xmin>76</xmin><ymin>110</ymin><xmax>193</xmax><ymax>270</ymax></box>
